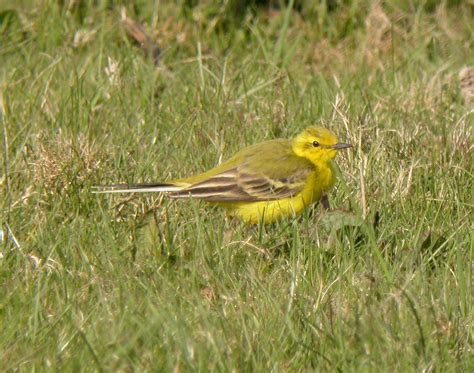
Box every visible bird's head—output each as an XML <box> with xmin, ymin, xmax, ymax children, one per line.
<box><xmin>292</xmin><ymin>126</ymin><xmax>351</xmax><ymax>164</ymax></box>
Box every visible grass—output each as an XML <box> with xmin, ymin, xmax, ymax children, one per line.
<box><xmin>1</xmin><ymin>0</ymin><xmax>473</xmax><ymax>370</ymax></box>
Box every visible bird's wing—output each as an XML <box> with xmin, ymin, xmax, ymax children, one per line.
<box><xmin>92</xmin><ymin>139</ymin><xmax>314</xmax><ymax>201</ymax></box>
<box><xmin>169</xmin><ymin>142</ymin><xmax>315</xmax><ymax>202</ymax></box>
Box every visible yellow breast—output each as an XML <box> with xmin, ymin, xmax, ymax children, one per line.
<box><xmin>227</xmin><ymin>165</ymin><xmax>335</xmax><ymax>224</ymax></box>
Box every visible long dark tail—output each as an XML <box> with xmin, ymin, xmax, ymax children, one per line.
<box><xmin>91</xmin><ymin>183</ymin><xmax>182</xmax><ymax>194</ymax></box>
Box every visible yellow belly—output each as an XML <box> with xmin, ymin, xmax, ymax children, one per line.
<box><xmin>225</xmin><ymin>169</ymin><xmax>334</xmax><ymax>224</ymax></box>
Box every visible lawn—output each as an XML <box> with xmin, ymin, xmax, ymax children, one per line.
<box><xmin>1</xmin><ymin>0</ymin><xmax>473</xmax><ymax>370</ymax></box>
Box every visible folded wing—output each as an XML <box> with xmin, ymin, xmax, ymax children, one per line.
<box><xmin>169</xmin><ymin>164</ymin><xmax>313</xmax><ymax>202</ymax></box>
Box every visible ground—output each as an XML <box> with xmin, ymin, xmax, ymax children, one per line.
<box><xmin>0</xmin><ymin>0</ymin><xmax>473</xmax><ymax>370</ymax></box>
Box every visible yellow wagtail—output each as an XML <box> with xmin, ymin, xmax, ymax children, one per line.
<box><xmin>93</xmin><ymin>127</ymin><xmax>351</xmax><ymax>224</ymax></box>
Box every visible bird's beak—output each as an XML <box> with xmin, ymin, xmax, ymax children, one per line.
<box><xmin>332</xmin><ymin>143</ymin><xmax>352</xmax><ymax>150</ymax></box>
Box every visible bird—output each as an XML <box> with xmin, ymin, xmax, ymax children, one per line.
<box><xmin>93</xmin><ymin>126</ymin><xmax>351</xmax><ymax>224</ymax></box>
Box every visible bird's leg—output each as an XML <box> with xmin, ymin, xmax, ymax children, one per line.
<box><xmin>321</xmin><ymin>194</ymin><xmax>330</xmax><ymax>210</ymax></box>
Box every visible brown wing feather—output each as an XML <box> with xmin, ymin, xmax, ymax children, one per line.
<box><xmin>168</xmin><ymin>165</ymin><xmax>313</xmax><ymax>202</ymax></box>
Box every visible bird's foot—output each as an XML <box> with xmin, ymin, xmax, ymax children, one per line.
<box><xmin>321</xmin><ymin>194</ymin><xmax>330</xmax><ymax>211</ymax></box>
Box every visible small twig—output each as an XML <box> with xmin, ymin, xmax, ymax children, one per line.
<box><xmin>2</xmin><ymin>222</ymin><xmax>41</xmax><ymax>267</ymax></box>
<box><xmin>4</xmin><ymin>223</ymin><xmax>21</xmax><ymax>250</ymax></box>
<box><xmin>222</xmin><ymin>236</ymin><xmax>271</xmax><ymax>258</ymax></box>
<box><xmin>120</xmin><ymin>8</ymin><xmax>160</xmax><ymax>67</ymax></box>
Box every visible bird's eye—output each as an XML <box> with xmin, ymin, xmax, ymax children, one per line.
<box><xmin>312</xmin><ymin>141</ymin><xmax>320</xmax><ymax>147</ymax></box>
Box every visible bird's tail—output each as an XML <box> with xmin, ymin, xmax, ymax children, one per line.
<box><xmin>91</xmin><ymin>182</ymin><xmax>183</xmax><ymax>194</ymax></box>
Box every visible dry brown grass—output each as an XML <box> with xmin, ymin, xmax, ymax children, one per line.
<box><xmin>30</xmin><ymin>132</ymin><xmax>105</xmax><ymax>195</ymax></box>
<box><xmin>459</xmin><ymin>66</ymin><xmax>474</xmax><ymax>108</ymax></box>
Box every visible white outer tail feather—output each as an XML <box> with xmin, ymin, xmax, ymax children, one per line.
<box><xmin>91</xmin><ymin>185</ymin><xmax>183</xmax><ymax>194</ymax></box>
